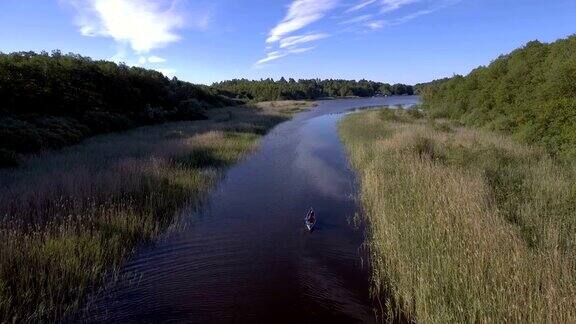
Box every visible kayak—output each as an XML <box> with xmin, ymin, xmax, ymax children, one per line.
<box><xmin>305</xmin><ymin>208</ymin><xmax>316</xmax><ymax>231</ymax></box>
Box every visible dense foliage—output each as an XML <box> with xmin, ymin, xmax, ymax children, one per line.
<box><xmin>0</xmin><ymin>51</ymin><xmax>235</xmax><ymax>167</ymax></box>
<box><xmin>419</xmin><ymin>35</ymin><xmax>576</xmax><ymax>157</ymax></box>
<box><xmin>212</xmin><ymin>78</ymin><xmax>414</xmax><ymax>101</ymax></box>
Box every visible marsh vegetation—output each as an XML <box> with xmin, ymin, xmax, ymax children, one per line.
<box><xmin>339</xmin><ymin>108</ymin><xmax>576</xmax><ymax>322</ymax></box>
<box><xmin>0</xmin><ymin>102</ymin><xmax>311</xmax><ymax>322</ymax></box>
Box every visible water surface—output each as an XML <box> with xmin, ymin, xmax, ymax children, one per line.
<box><xmin>85</xmin><ymin>96</ymin><xmax>420</xmax><ymax>323</ymax></box>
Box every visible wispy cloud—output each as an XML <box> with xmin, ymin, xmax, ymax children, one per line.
<box><xmin>256</xmin><ymin>51</ymin><xmax>288</xmax><ymax>65</ymax></box>
<box><xmin>257</xmin><ymin>0</ymin><xmax>461</xmax><ymax>66</ymax></box>
<box><xmin>279</xmin><ymin>33</ymin><xmax>329</xmax><ymax>49</ymax></box>
<box><xmin>362</xmin><ymin>0</ymin><xmax>459</xmax><ymax>30</ymax></box>
<box><xmin>365</xmin><ymin>20</ymin><xmax>386</xmax><ymax>30</ymax></box>
<box><xmin>256</xmin><ymin>0</ymin><xmax>337</xmax><ymax>65</ymax></box>
<box><xmin>346</xmin><ymin>0</ymin><xmax>422</xmax><ymax>14</ymax></box>
<box><xmin>347</xmin><ymin>0</ymin><xmax>460</xmax><ymax>30</ymax></box>
<box><xmin>380</xmin><ymin>0</ymin><xmax>421</xmax><ymax>13</ymax></box>
<box><xmin>393</xmin><ymin>8</ymin><xmax>436</xmax><ymax>23</ymax></box>
<box><xmin>255</xmin><ymin>47</ymin><xmax>316</xmax><ymax>66</ymax></box>
<box><xmin>287</xmin><ymin>46</ymin><xmax>316</xmax><ymax>54</ymax></box>
<box><xmin>345</xmin><ymin>0</ymin><xmax>377</xmax><ymax>13</ymax></box>
<box><xmin>266</xmin><ymin>0</ymin><xmax>338</xmax><ymax>43</ymax></box>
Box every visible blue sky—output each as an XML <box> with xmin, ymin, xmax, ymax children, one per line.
<box><xmin>0</xmin><ymin>0</ymin><xmax>575</xmax><ymax>85</ymax></box>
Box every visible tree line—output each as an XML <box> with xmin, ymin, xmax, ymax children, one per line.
<box><xmin>419</xmin><ymin>35</ymin><xmax>576</xmax><ymax>157</ymax></box>
<box><xmin>0</xmin><ymin>50</ymin><xmax>416</xmax><ymax>167</ymax></box>
<box><xmin>0</xmin><ymin>51</ymin><xmax>235</xmax><ymax>167</ymax></box>
<box><xmin>212</xmin><ymin>78</ymin><xmax>414</xmax><ymax>101</ymax></box>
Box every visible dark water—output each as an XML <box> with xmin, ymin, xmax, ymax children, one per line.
<box><xmin>83</xmin><ymin>96</ymin><xmax>420</xmax><ymax>323</ymax></box>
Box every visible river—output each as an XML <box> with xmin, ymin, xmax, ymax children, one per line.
<box><xmin>84</xmin><ymin>96</ymin><xmax>420</xmax><ymax>323</ymax></box>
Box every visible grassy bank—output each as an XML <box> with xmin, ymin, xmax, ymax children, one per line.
<box><xmin>0</xmin><ymin>101</ymin><xmax>312</xmax><ymax>322</ymax></box>
<box><xmin>339</xmin><ymin>108</ymin><xmax>576</xmax><ymax>322</ymax></box>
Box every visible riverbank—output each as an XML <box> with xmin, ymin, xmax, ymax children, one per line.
<box><xmin>0</xmin><ymin>101</ymin><xmax>313</xmax><ymax>322</ymax></box>
<box><xmin>339</xmin><ymin>108</ymin><xmax>576</xmax><ymax>322</ymax></box>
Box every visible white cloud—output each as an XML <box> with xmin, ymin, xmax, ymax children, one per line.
<box><xmin>266</xmin><ymin>0</ymin><xmax>338</xmax><ymax>43</ymax></box>
<box><xmin>257</xmin><ymin>0</ymin><xmax>461</xmax><ymax>66</ymax></box>
<box><xmin>256</xmin><ymin>51</ymin><xmax>288</xmax><ymax>65</ymax></box>
<box><xmin>364</xmin><ymin>1</ymin><xmax>458</xmax><ymax>30</ymax></box>
<box><xmin>258</xmin><ymin>0</ymin><xmax>337</xmax><ymax>66</ymax></box>
<box><xmin>254</xmin><ymin>47</ymin><xmax>316</xmax><ymax>66</ymax></box>
<box><xmin>393</xmin><ymin>8</ymin><xmax>435</xmax><ymax>23</ymax></box>
<box><xmin>342</xmin><ymin>0</ymin><xmax>461</xmax><ymax>31</ymax></box>
<box><xmin>147</xmin><ymin>55</ymin><xmax>167</xmax><ymax>63</ymax></box>
<box><xmin>366</xmin><ymin>20</ymin><xmax>387</xmax><ymax>30</ymax></box>
<box><xmin>380</xmin><ymin>0</ymin><xmax>421</xmax><ymax>13</ymax></box>
<box><xmin>346</xmin><ymin>0</ymin><xmax>377</xmax><ymax>13</ymax></box>
<box><xmin>288</xmin><ymin>47</ymin><xmax>315</xmax><ymax>54</ymax></box>
<box><xmin>345</xmin><ymin>0</ymin><xmax>420</xmax><ymax>14</ymax></box>
<box><xmin>67</xmin><ymin>0</ymin><xmax>185</xmax><ymax>53</ymax></box>
<box><xmin>279</xmin><ymin>33</ymin><xmax>329</xmax><ymax>49</ymax></box>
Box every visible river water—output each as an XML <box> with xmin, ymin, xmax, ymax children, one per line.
<box><xmin>84</xmin><ymin>96</ymin><xmax>420</xmax><ymax>323</ymax></box>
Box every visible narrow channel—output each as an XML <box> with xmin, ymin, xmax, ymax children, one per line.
<box><xmin>84</xmin><ymin>96</ymin><xmax>420</xmax><ymax>322</ymax></box>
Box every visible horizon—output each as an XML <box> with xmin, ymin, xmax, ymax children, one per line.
<box><xmin>1</xmin><ymin>0</ymin><xmax>575</xmax><ymax>85</ymax></box>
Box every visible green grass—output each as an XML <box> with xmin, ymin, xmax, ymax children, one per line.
<box><xmin>339</xmin><ymin>108</ymin><xmax>576</xmax><ymax>322</ymax></box>
<box><xmin>0</xmin><ymin>101</ymin><xmax>313</xmax><ymax>322</ymax></box>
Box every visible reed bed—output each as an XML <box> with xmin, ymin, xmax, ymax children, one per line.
<box><xmin>339</xmin><ymin>109</ymin><xmax>576</xmax><ymax>322</ymax></box>
<box><xmin>0</xmin><ymin>102</ymin><xmax>310</xmax><ymax>322</ymax></box>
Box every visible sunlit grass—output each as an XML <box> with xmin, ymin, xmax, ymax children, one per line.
<box><xmin>339</xmin><ymin>108</ymin><xmax>576</xmax><ymax>322</ymax></box>
<box><xmin>0</xmin><ymin>101</ymin><xmax>313</xmax><ymax>322</ymax></box>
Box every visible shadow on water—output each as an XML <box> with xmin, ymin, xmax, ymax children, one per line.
<box><xmin>81</xmin><ymin>96</ymin><xmax>421</xmax><ymax>323</ymax></box>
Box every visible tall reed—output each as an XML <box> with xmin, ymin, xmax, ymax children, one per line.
<box><xmin>339</xmin><ymin>109</ymin><xmax>576</xmax><ymax>322</ymax></box>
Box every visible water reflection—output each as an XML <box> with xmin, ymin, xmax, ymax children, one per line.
<box><xmin>82</xmin><ymin>96</ymin><xmax>420</xmax><ymax>323</ymax></box>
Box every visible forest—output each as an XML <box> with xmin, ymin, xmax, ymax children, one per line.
<box><xmin>418</xmin><ymin>35</ymin><xmax>576</xmax><ymax>157</ymax></box>
<box><xmin>212</xmin><ymin>78</ymin><xmax>414</xmax><ymax>101</ymax></box>
<box><xmin>0</xmin><ymin>51</ymin><xmax>415</xmax><ymax>168</ymax></box>
<box><xmin>0</xmin><ymin>51</ymin><xmax>235</xmax><ymax>167</ymax></box>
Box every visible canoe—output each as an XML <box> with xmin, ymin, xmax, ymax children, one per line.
<box><xmin>305</xmin><ymin>209</ymin><xmax>316</xmax><ymax>231</ymax></box>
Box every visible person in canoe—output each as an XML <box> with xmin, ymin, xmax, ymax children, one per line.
<box><xmin>305</xmin><ymin>208</ymin><xmax>316</xmax><ymax>231</ymax></box>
